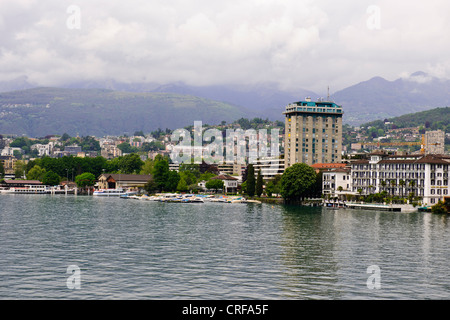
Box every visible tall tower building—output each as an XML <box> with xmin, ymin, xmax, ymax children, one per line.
<box><xmin>283</xmin><ymin>98</ymin><xmax>344</xmax><ymax>167</ymax></box>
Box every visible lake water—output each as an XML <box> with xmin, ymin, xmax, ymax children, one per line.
<box><xmin>0</xmin><ymin>194</ymin><xmax>449</xmax><ymax>300</ymax></box>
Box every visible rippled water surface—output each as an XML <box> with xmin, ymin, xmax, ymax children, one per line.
<box><xmin>0</xmin><ymin>194</ymin><xmax>449</xmax><ymax>299</ymax></box>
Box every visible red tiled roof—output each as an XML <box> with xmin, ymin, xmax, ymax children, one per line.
<box><xmin>311</xmin><ymin>163</ymin><xmax>347</xmax><ymax>169</ymax></box>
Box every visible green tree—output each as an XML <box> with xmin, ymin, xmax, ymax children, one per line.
<box><xmin>176</xmin><ymin>177</ymin><xmax>188</xmax><ymax>192</ymax></box>
<box><xmin>265</xmin><ymin>174</ymin><xmax>282</xmax><ymax>197</ymax></box>
<box><xmin>10</xmin><ymin>137</ymin><xmax>30</xmax><ymax>149</ymax></box>
<box><xmin>27</xmin><ymin>165</ymin><xmax>47</xmax><ymax>181</ymax></box>
<box><xmin>179</xmin><ymin>170</ymin><xmax>197</xmax><ymax>186</ymax></box>
<box><xmin>80</xmin><ymin>136</ymin><xmax>101</xmax><ymax>152</ymax></box>
<box><xmin>206</xmin><ymin>179</ymin><xmax>224</xmax><ymax>193</ymax></box>
<box><xmin>0</xmin><ymin>160</ymin><xmax>4</xmax><ymax>178</ymax></box>
<box><xmin>256</xmin><ymin>169</ymin><xmax>263</xmax><ymax>197</ymax></box>
<box><xmin>141</xmin><ymin>141</ymin><xmax>165</xmax><ymax>152</ymax></box>
<box><xmin>280</xmin><ymin>163</ymin><xmax>317</xmax><ymax>203</ymax></box>
<box><xmin>380</xmin><ymin>180</ymin><xmax>387</xmax><ymax>192</ymax></box>
<box><xmin>390</xmin><ymin>179</ymin><xmax>397</xmax><ymax>196</ymax></box>
<box><xmin>14</xmin><ymin>160</ymin><xmax>27</xmax><ymax>179</ymax></box>
<box><xmin>42</xmin><ymin>171</ymin><xmax>61</xmax><ymax>186</ymax></box>
<box><xmin>165</xmin><ymin>170</ymin><xmax>181</xmax><ymax>192</ymax></box>
<box><xmin>75</xmin><ymin>172</ymin><xmax>96</xmax><ymax>188</ymax></box>
<box><xmin>152</xmin><ymin>157</ymin><xmax>169</xmax><ymax>192</ymax></box>
<box><xmin>409</xmin><ymin>180</ymin><xmax>416</xmax><ymax>196</ymax></box>
<box><xmin>399</xmin><ymin>179</ymin><xmax>405</xmax><ymax>198</ymax></box>
<box><xmin>118</xmin><ymin>154</ymin><xmax>144</xmax><ymax>174</ymax></box>
<box><xmin>143</xmin><ymin>178</ymin><xmax>158</xmax><ymax>194</ymax></box>
<box><xmin>246</xmin><ymin>164</ymin><xmax>255</xmax><ymax>197</ymax></box>
<box><xmin>140</xmin><ymin>158</ymin><xmax>154</xmax><ymax>175</ymax></box>
<box><xmin>117</xmin><ymin>142</ymin><xmax>138</xmax><ymax>154</ymax></box>
<box><xmin>431</xmin><ymin>200</ymin><xmax>448</xmax><ymax>214</ymax></box>
<box><xmin>61</xmin><ymin>133</ymin><xmax>71</xmax><ymax>141</ymax></box>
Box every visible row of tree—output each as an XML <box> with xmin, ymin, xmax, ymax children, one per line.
<box><xmin>144</xmin><ymin>156</ymin><xmax>222</xmax><ymax>194</ymax></box>
<box><xmin>240</xmin><ymin>162</ymin><xmax>320</xmax><ymax>202</ymax></box>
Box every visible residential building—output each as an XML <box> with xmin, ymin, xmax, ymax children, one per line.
<box><xmin>210</xmin><ymin>174</ymin><xmax>239</xmax><ymax>193</ymax></box>
<box><xmin>97</xmin><ymin>174</ymin><xmax>153</xmax><ymax>190</ymax></box>
<box><xmin>322</xmin><ymin>168</ymin><xmax>352</xmax><ymax>198</ymax></box>
<box><xmin>1</xmin><ymin>147</ymin><xmax>22</xmax><ymax>157</ymax></box>
<box><xmin>218</xmin><ymin>162</ymin><xmax>246</xmax><ymax>176</ymax></box>
<box><xmin>252</xmin><ymin>157</ymin><xmax>285</xmax><ymax>181</ymax></box>
<box><xmin>101</xmin><ymin>144</ymin><xmax>123</xmax><ymax>159</ymax></box>
<box><xmin>31</xmin><ymin>143</ymin><xmax>54</xmax><ymax>157</ymax></box>
<box><xmin>64</xmin><ymin>145</ymin><xmax>82</xmax><ymax>156</ymax></box>
<box><xmin>351</xmin><ymin>153</ymin><xmax>450</xmax><ymax>205</ymax></box>
<box><xmin>283</xmin><ymin>97</ymin><xmax>344</xmax><ymax>167</ymax></box>
<box><xmin>0</xmin><ymin>155</ymin><xmax>17</xmax><ymax>175</ymax></box>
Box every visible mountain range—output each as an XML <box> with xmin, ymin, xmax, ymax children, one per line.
<box><xmin>0</xmin><ymin>87</ymin><xmax>249</xmax><ymax>137</ymax></box>
<box><xmin>0</xmin><ymin>71</ymin><xmax>449</xmax><ymax>136</ymax></box>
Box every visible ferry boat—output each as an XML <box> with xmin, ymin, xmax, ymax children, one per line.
<box><xmin>93</xmin><ymin>188</ymin><xmax>137</xmax><ymax>197</ymax></box>
<box><xmin>0</xmin><ymin>185</ymin><xmax>51</xmax><ymax>194</ymax></box>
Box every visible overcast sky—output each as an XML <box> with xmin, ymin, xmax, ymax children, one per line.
<box><xmin>0</xmin><ymin>0</ymin><xmax>449</xmax><ymax>93</ymax></box>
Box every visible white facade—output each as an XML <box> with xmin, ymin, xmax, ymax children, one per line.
<box><xmin>322</xmin><ymin>168</ymin><xmax>352</xmax><ymax>198</ymax></box>
<box><xmin>1</xmin><ymin>147</ymin><xmax>22</xmax><ymax>156</ymax></box>
<box><xmin>252</xmin><ymin>157</ymin><xmax>285</xmax><ymax>181</ymax></box>
<box><xmin>351</xmin><ymin>154</ymin><xmax>450</xmax><ymax>206</ymax></box>
<box><xmin>31</xmin><ymin>143</ymin><xmax>54</xmax><ymax>157</ymax></box>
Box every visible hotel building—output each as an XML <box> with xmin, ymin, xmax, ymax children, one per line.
<box><xmin>283</xmin><ymin>98</ymin><xmax>344</xmax><ymax>167</ymax></box>
<box><xmin>351</xmin><ymin>153</ymin><xmax>450</xmax><ymax>205</ymax></box>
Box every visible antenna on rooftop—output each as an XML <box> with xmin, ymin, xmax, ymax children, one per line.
<box><xmin>327</xmin><ymin>86</ymin><xmax>330</xmax><ymax>101</ymax></box>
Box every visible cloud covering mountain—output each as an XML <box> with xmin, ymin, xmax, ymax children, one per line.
<box><xmin>1</xmin><ymin>0</ymin><xmax>449</xmax><ymax>94</ymax></box>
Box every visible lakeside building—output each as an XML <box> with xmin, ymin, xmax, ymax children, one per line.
<box><xmin>210</xmin><ymin>174</ymin><xmax>239</xmax><ymax>193</ymax></box>
<box><xmin>351</xmin><ymin>153</ymin><xmax>450</xmax><ymax>206</ymax></box>
<box><xmin>322</xmin><ymin>167</ymin><xmax>352</xmax><ymax>199</ymax></box>
<box><xmin>252</xmin><ymin>157</ymin><xmax>285</xmax><ymax>181</ymax></box>
<box><xmin>97</xmin><ymin>174</ymin><xmax>152</xmax><ymax>191</ymax></box>
<box><xmin>283</xmin><ymin>98</ymin><xmax>343</xmax><ymax>167</ymax></box>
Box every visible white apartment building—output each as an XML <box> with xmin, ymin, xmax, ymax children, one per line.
<box><xmin>252</xmin><ymin>157</ymin><xmax>285</xmax><ymax>181</ymax></box>
<box><xmin>31</xmin><ymin>142</ymin><xmax>55</xmax><ymax>157</ymax></box>
<box><xmin>322</xmin><ymin>168</ymin><xmax>352</xmax><ymax>198</ymax></box>
<box><xmin>351</xmin><ymin>153</ymin><xmax>450</xmax><ymax>206</ymax></box>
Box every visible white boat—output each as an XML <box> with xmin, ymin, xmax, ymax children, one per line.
<box><xmin>245</xmin><ymin>199</ymin><xmax>262</xmax><ymax>204</ymax></box>
<box><xmin>0</xmin><ymin>185</ymin><xmax>51</xmax><ymax>194</ymax></box>
<box><xmin>93</xmin><ymin>188</ymin><xmax>132</xmax><ymax>197</ymax></box>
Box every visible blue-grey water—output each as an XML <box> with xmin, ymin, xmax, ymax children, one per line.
<box><xmin>0</xmin><ymin>194</ymin><xmax>449</xmax><ymax>300</ymax></box>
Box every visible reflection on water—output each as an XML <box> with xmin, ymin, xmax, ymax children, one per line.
<box><xmin>279</xmin><ymin>206</ymin><xmax>450</xmax><ymax>299</ymax></box>
<box><xmin>0</xmin><ymin>195</ymin><xmax>449</xmax><ymax>299</ymax></box>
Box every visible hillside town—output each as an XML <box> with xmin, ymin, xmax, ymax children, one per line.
<box><xmin>1</xmin><ymin>103</ymin><xmax>449</xmax><ymax>211</ymax></box>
